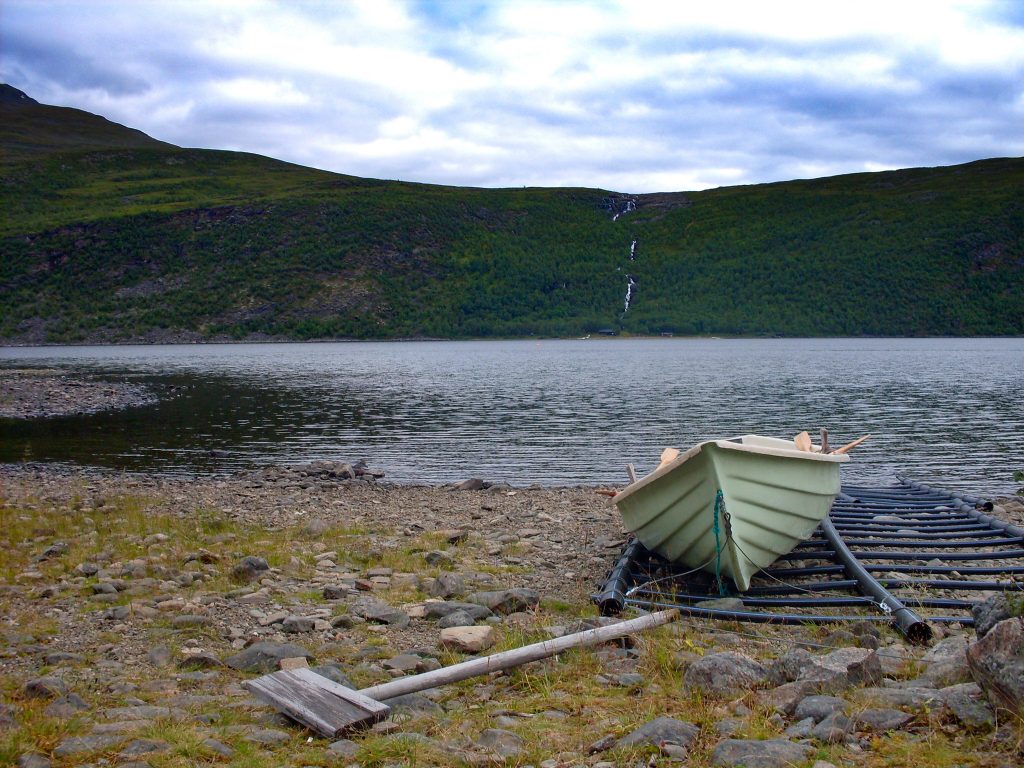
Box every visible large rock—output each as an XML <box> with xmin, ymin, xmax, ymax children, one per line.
<box><xmin>972</xmin><ymin>595</ymin><xmax>1012</xmax><ymax>638</ymax></box>
<box><xmin>712</xmin><ymin>738</ymin><xmax>813</xmax><ymax>768</ymax></box>
<box><xmin>919</xmin><ymin>635</ymin><xmax>972</xmax><ymax>687</ymax></box>
<box><xmin>767</xmin><ymin>647</ymin><xmax>880</xmax><ymax>690</ymax></box>
<box><xmin>231</xmin><ymin>556</ymin><xmax>269</xmax><ymax>582</ymax></box>
<box><xmin>225</xmin><ymin>642</ymin><xmax>313</xmax><ymax>673</ymax></box>
<box><xmin>810</xmin><ymin>712</ymin><xmax>853</xmax><ymax>743</ymax></box>
<box><xmin>351</xmin><ymin>597</ymin><xmax>411</xmax><ymax>627</ymax></box>
<box><xmin>24</xmin><ymin>677</ymin><xmax>67</xmax><ymax>700</ymax></box>
<box><xmin>429</xmin><ymin>572</ymin><xmax>466</xmax><ymax>599</ymax></box>
<box><xmin>793</xmin><ymin>695</ymin><xmax>847</xmax><ymax>723</ymax></box>
<box><xmin>684</xmin><ymin>652</ymin><xmax>767</xmax><ymax>696</ymax></box>
<box><xmin>966</xmin><ymin>617</ymin><xmax>1024</xmax><ymax>713</ymax></box>
<box><xmin>858</xmin><ymin>686</ymin><xmax>943</xmax><ymax>710</ymax></box>
<box><xmin>424</xmin><ymin>601</ymin><xmax>492</xmax><ymax>621</ymax></box>
<box><xmin>940</xmin><ymin>682</ymin><xmax>995</xmax><ymax>729</ymax></box>
<box><xmin>615</xmin><ymin>716</ymin><xmax>699</xmax><ymax>750</ymax></box>
<box><xmin>475</xmin><ymin>728</ymin><xmax>524</xmax><ymax>757</ymax></box>
<box><xmin>468</xmin><ymin>589</ymin><xmax>539</xmax><ymax>615</ymax></box>
<box><xmin>814</xmin><ymin>647</ymin><xmax>882</xmax><ymax>687</ymax></box>
<box><xmin>854</xmin><ymin>708</ymin><xmax>913</xmax><ymax>732</ymax></box>
<box><xmin>440</xmin><ymin>625</ymin><xmax>495</xmax><ymax>653</ymax></box>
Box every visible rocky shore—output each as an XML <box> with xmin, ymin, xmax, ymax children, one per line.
<box><xmin>0</xmin><ymin>369</ymin><xmax>158</xmax><ymax>419</ymax></box>
<box><xmin>2</xmin><ymin>463</ymin><xmax>1023</xmax><ymax>767</ymax></box>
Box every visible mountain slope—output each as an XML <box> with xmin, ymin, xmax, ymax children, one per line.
<box><xmin>1</xmin><ymin>86</ymin><xmax>1021</xmax><ymax>342</ymax></box>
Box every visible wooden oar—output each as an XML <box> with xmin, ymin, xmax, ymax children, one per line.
<box><xmin>832</xmin><ymin>433</ymin><xmax>871</xmax><ymax>455</ymax></box>
<box><xmin>244</xmin><ymin>609</ymin><xmax>679</xmax><ymax>737</ymax></box>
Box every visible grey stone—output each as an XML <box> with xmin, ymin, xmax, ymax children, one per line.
<box><xmin>783</xmin><ymin>717</ymin><xmax>815</xmax><ymax>738</ymax></box>
<box><xmin>225</xmin><ymin>642</ymin><xmax>313</xmax><ymax>673</ymax></box>
<box><xmin>17</xmin><ymin>754</ymin><xmax>51</xmax><ymax>768</ymax></box>
<box><xmin>147</xmin><ymin>645</ymin><xmax>171</xmax><ymax>667</ymax></box>
<box><xmin>429</xmin><ymin>571</ymin><xmax>466</xmax><ymax>598</ymax></box>
<box><xmin>616</xmin><ymin>716</ymin><xmax>699</xmax><ymax>749</ymax></box>
<box><xmin>920</xmin><ymin>635</ymin><xmax>972</xmax><ymax>687</ymax></box>
<box><xmin>587</xmin><ymin>734</ymin><xmax>617</xmax><ymax>754</ymax></box>
<box><xmin>793</xmin><ymin>695</ymin><xmax>847</xmax><ymax>723</ymax></box>
<box><xmin>43</xmin><ymin>651</ymin><xmax>86</xmax><ymax>664</ymax></box>
<box><xmin>452</xmin><ymin>478</ymin><xmax>486</xmax><ymax>491</ymax></box>
<box><xmin>178</xmin><ymin>652</ymin><xmax>224</xmax><ymax>669</ymax></box>
<box><xmin>232</xmin><ymin>555</ymin><xmax>270</xmax><ymax>582</ymax></box>
<box><xmin>119</xmin><ymin>738</ymin><xmax>169</xmax><ymax>757</ymax></box>
<box><xmin>103</xmin><ymin>705</ymin><xmax>174</xmax><ymax>720</ymax></box>
<box><xmin>24</xmin><ymin>676</ymin><xmax>67</xmax><ymax>700</ymax></box>
<box><xmin>476</xmin><ymin>728</ymin><xmax>524</xmax><ymax>757</ymax></box>
<box><xmin>383</xmin><ymin>654</ymin><xmax>426</xmax><ymax>673</ymax></box>
<box><xmin>380</xmin><ymin>693</ymin><xmax>444</xmax><ymax>717</ymax></box>
<box><xmin>53</xmin><ymin>733</ymin><xmax>125</xmax><ymax>757</ymax></box>
<box><xmin>810</xmin><ymin>712</ymin><xmax>853</xmax><ymax>743</ymax></box>
<box><xmin>437</xmin><ymin>609</ymin><xmax>475</xmax><ymax>629</ymax></box>
<box><xmin>766</xmin><ymin>648</ymin><xmax>818</xmax><ymax>685</ymax></box>
<box><xmin>424</xmin><ymin>601</ymin><xmax>492</xmax><ymax>621</ymax></box>
<box><xmin>612</xmin><ymin>673</ymin><xmax>645</xmax><ymax>687</ymax></box>
<box><xmin>281</xmin><ymin>615</ymin><xmax>316</xmax><ymax>633</ymax></box>
<box><xmin>202</xmin><ymin>738</ymin><xmax>234</xmax><ymax>757</ymax></box>
<box><xmin>854</xmin><ymin>708</ymin><xmax>913</xmax><ymax>732</ymax></box>
<box><xmin>972</xmin><ymin>594</ymin><xmax>1012</xmax><ymax>638</ymax></box>
<box><xmin>815</xmin><ymin>647</ymin><xmax>883</xmax><ymax>687</ymax></box>
<box><xmin>323</xmin><ymin>584</ymin><xmax>350</xmax><ymax>600</ymax></box>
<box><xmin>684</xmin><ymin>652</ymin><xmax>767</xmax><ymax>696</ymax></box>
<box><xmin>170</xmin><ymin>614</ymin><xmax>211</xmax><ymax>628</ymax></box>
<box><xmin>39</xmin><ymin>542</ymin><xmax>69</xmax><ymax>559</ymax></box>
<box><xmin>310</xmin><ymin>664</ymin><xmax>355</xmax><ymax>689</ymax></box>
<box><xmin>468</xmin><ymin>588</ymin><xmax>540</xmax><ymax>615</ymax></box>
<box><xmin>243</xmin><ymin>728</ymin><xmax>291</xmax><ymax>745</ymax></box>
<box><xmin>44</xmin><ymin>693</ymin><xmax>90</xmax><ymax>718</ymax></box>
<box><xmin>941</xmin><ymin>683</ymin><xmax>995</xmax><ymax>729</ymax></box>
<box><xmin>327</xmin><ymin>738</ymin><xmax>359</xmax><ymax>758</ymax></box>
<box><xmin>966</xmin><ymin>616</ymin><xmax>1024</xmax><ymax>713</ymax></box>
<box><xmin>363</xmin><ymin>605</ymin><xmax>410</xmax><ymax>627</ymax></box>
<box><xmin>859</xmin><ymin>686</ymin><xmax>943</xmax><ymax>709</ymax></box>
<box><xmin>0</xmin><ymin>703</ymin><xmax>16</xmax><ymax>729</ymax></box>
<box><xmin>711</xmin><ymin>738</ymin><xmax>813</xmax><ymax>768</ymax></box>
<box><xmin>424</xmin><ymin>550</ymin><xmax>454</xmax><ymax>566</ymax></box>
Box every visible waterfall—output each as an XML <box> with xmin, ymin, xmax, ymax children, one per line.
<box><xmin>618</xmin><ymin>276</ymin><xmax>634</xmax><ymax>313</ymax></box>
<box><xmin>629</xmin><ymin>239</ymin><xmax>637</xmax><ymax>261</ymax></box>
<box><xmin>611</xmin><ymin>198</ymin><xmax>637</xmax><ymax>222</ymax></box>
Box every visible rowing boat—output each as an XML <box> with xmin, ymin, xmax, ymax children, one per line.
<box><xmin>611</xmin><ymin>435</ymin><xmax>849</xmax><ymax>592</ymax></box>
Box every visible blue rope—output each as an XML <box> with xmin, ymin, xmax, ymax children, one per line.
<box><xmin>712</xmin><ymin>489</ymin><xmax>727</xmax><ymax>596</ymax></box>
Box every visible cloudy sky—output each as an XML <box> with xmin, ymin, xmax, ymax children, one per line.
<box><xmin>2</xmin><ymin>0</ymin><xmax>1022</xmax><ymax>192</ymax></box>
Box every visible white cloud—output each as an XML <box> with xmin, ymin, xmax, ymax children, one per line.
<box><xmin>1</xmin><ymin>0</ymin><xmax>1022</xmax><ymax>190</ymax></box>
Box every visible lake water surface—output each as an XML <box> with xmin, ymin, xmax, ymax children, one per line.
<box><xmin>1</xmin><ymin>338</ymin><xmax>1021</xmax><ymax>495</ymax></box>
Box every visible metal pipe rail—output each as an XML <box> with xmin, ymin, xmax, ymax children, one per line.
<box><xmin>593</xmin><ymin>478</ymin><xmax>1024</xmax><ymax>642</ymax></box>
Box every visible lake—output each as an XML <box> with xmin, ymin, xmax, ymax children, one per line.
<box><xmin>1</xmin><ymin>338</ymin><xmax>1022</xmax><ymax>495</ymax></box>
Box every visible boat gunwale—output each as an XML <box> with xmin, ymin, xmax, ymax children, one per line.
<box><xmin>611</xmin><ymin>434</ymin><xmax>849</xmax><ymax>505</ymax></box>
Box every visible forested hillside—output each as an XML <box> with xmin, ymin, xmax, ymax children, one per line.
<box><xmin>1</xmin><ymin>85</ymin><xmax>1021</xmax><ymax>342</ymax></box>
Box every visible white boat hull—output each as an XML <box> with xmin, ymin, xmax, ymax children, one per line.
<box><xmin>612</xmin><ymin>435</ymin><xmax>848</xmax><ymax>592</ymax></box>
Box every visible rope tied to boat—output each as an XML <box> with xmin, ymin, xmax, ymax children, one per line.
<box><xmin>712</xmin><ymin>489</ymin><xmax>728</xmax><ymax>596</ymax></box>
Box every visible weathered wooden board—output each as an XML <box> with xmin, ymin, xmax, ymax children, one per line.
<box><xmin>243</xmin><ymin>668</ymin><xmax>390</xmax><ymax>737</ymax></box>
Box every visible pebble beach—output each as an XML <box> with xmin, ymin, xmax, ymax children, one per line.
<box><xmin>2</xmin><ymin>370</ymin><xmax>1023</xmax><ymax>767</ymax></box>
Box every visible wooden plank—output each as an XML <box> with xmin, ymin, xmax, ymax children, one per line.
<box><xmin>243</xmin><ymin>669</ymin><xmax>389</xmax><ymax>737</ymax></box>
<box><xmin>292</xmin><ymin>668</ymin><xmax>390</xmax><ymax>718</ymax></box>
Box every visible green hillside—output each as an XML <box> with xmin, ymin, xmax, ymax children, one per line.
<box><xmin>1</xmin><ymin>84</ymin><xmax>1021</xmax><ymax>342</ymax></box>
